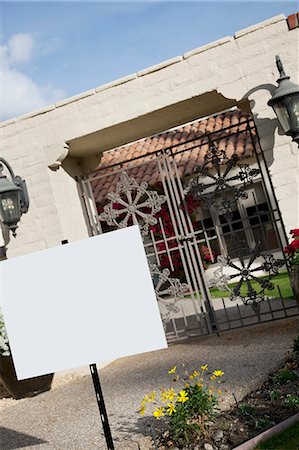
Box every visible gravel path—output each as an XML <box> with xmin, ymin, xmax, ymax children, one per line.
<box><xmin>0</xmin><ymin>318</ymin><xmax>298</xmax><ymax>450</ymax></box>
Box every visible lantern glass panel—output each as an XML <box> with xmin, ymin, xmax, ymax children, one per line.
<box><xmin>273</xmin><ymin>101</ymin><xmax>291</xmax><ymax>133</ymax></box>
<box><xmin>0</xmin><ymin>190</ymin><xmax>21</xmax><ymax>225</ymax></box>
<box><xmin>289</xmin><ymin>93</ymin><xmax>299</xmax><ymax>130</ymax></box>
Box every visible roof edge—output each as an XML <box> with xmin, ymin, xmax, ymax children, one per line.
<box><xmin>0</xmin><ymin>13</ymin><xmax>288</xmax><ymax>128</ymax></box>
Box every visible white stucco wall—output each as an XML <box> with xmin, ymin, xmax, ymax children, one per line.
<box><xmin>0</xmin><ymin>13</ymin><xmax>298</xmax><ymax>258</ymax></box>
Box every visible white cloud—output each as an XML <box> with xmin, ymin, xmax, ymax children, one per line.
<box><xmin>0</xmin><ymin>33</ymin><xmax>65</xmax><ymax>121</ymax></box>
<box><xmin>8</xmin><ymin>33</ymin><xmax>33</xmax><ymax>65</ymax></box>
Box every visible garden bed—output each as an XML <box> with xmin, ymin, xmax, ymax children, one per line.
<box><xmin>207</xmin><ymin>361</ymin><xmax>299</xmax><ymax>449</ymax></box>
<box><xmin>151</xmin><ymin>337</ymin><xmax>299</xmax><ymax>449</ymax></box>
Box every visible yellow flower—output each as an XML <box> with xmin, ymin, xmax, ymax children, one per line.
<box><xmin>166</xmin><ymin>403</ymin><xmax>176</xmax><ymax>415</ymax></box>
<box><xmin>210</xmin><ymin>375</ymin><xmax>216</xmax><ymax>381</ymax></box>
<box><xmin>218</xmin><ymin>389</ymin><xmax>222</xmax><ymax>395</ymax></box>
<box><xmin>213</xmin><ymin>370</ymin><xmax>224</xmax><ymax>377</ymax></box>
<box><xmin>160</xmin><ymin>390</ymin><xmax>168</xmax><ymax>403</ymax></box>
<box><xmin>177</xmin><ymin>390</ymin><xmax>189</xmax><ymax>403</ymax></box>
<box><xmin>197</xmin><ymin>382</ymin><xmax>203</xmax><ymax>389</ymax></box>
<box><xmin>148</xmin><ymin>391</ymin><xmax>156</xmax><ymax>402</ymax></box>
<box><xmin>153</xmin><ymin>407</ymin><xmax>165</xmax><ymax>418</ymax></box>
<box><xmin>142</xmin><ymin>394</ymin><xmax>149</xmax><ymax>403</ymax></box>
<box><xmin>185</xmin><ymin>382</ymin><xmax>190</xmax><ymax>388</ymax></box>
<box><xmin>189</xmin><ymin>370</ymin><xmax>200</xmax><ymax>379</ymax></box>
<box><xmin>209</xmin><ymin>388</ymin><xmax>213</xmax><ymax>395</ymax></box>
<box><xmin>165</xmin><ymin>388</ymin><xmax>176</xmax><ymax>402</ymax></box>
<box><xmin>201</xmin><ymin>364</ymin><xmax>208</xmax><ymax>371</ymax></box>
<box><xmin>139</xmin><ymin>405</ymin><xmax>146</xmax><ymax>416</ymax></box>
<box><xmin>168</xmin><ymin>366</ymin><xmax>177</xmax><ymax>374</ymax></box>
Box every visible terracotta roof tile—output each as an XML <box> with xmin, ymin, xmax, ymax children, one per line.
<box><xmin>92</xmin><ymin>109</ymin><xmax>260</xmax><ymax>204</ymax></box>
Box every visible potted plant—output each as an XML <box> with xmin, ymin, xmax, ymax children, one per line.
<box><xmin>284</xmin><ymin>228</ymin><xmax>299</xmax><ymax>302</ymax></box>
<box><xmin>0</xmin><ymin>307</ymin><xmax>54</xmax><ymax>399</ymax></box>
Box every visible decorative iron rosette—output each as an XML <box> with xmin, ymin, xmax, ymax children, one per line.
<box><xmin>98</xmin><ymin>172</ymin><xmax>166</xmax><ymax>235</ymax></box>
<box><xmin>184</xmin><ymin>143</ymin><xmax>260</xmax><ymax>213</ymax></box>
<box><xmin>209</xmin><ymin>243</ymin><xmax>285</xmax><ymax>306</ymax></box>
<box><xmin>149</xmin><ymin>263</ymin><xmax>189</xmax><ymax>324</ymax></box>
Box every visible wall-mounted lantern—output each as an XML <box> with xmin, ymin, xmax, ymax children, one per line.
<box><xmin>268</xmin><ymin>56</ymin><xmax>299</xmax><ymax>147</ymax></box>
<box><xmin>0</xmin><ymin>158</ymin><xmax>29</xmax><ymax>237</ymax></box>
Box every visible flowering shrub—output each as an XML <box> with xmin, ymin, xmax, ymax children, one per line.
<box><xmin>284</xmin><ymin>229</ymin><xmax>299</xmax><ymax>265</ymax></box>
<box><xmin>139</xmin><ymin>364</ymin><xmax>224</xmax><ymax>447</ymax></box>
<box><xmin>0</xmin><ymin>307</ymin><xmax>10</xmax><ymax>356</ymax></box>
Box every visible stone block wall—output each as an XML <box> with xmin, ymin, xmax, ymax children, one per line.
<box><xmin>0</xmin><ymin>13</ymin><xmax>298</xmax><ymax>258</ymax></box>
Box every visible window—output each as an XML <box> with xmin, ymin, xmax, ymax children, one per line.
<box><xmin>193</xmin><ymin>182</ymin><xmax>280</xmax><ymax>261</ymax></box>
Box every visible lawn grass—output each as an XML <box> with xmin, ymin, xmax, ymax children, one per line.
<box><xmin>209</xmin><ymin>271</ymin><xmax>293</xmax><ymax>299</ymax></box>
<box><xmin>255</xmin><ymin>420</ymin><xmax>299</xmax><ymax>450</ymax></box>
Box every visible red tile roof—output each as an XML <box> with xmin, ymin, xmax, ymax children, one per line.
<box><xmin>287</xmin><ymin>12</ymin><xmax>299</xmax><ymax>30</ymax></box>
<box><xmin>91</xmin><ymin>109</ymin><xmax>260</xmax><ymax>203</ymax></box>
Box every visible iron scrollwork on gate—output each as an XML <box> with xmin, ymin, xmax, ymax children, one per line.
<box><xmin>209</xmin><ymin>243</ymin><xmax>285</xmax><ymax>307</ymax></box>
<box><xmin>98</xmin><ymin>171</ymin><xmax>166</xmax><ymax>235</ymax></box>
<box><xmin>184</xmin><ymin>143</ymin><xmax>260</xmax><ymax>214</ymax></box>
<box><xmin>185</xmin><ymin>140</ymin><xmax>286</xmax><ymax>307</ymax></box>
<box><xmin>149</xmin><ymin>263</ymin><xmax>189</xmax><ymax>324</ymax></box>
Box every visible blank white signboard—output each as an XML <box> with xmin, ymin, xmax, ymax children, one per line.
<box><xmin>0</xmin><ymin>226</ymin><xmax>167</xmax><ymax>380</ymax></box>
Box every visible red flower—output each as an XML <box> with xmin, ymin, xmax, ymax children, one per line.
<box><xmin>293</xmin><ymin>239</ymin><xmax>299</xmax><ymax>249</ymax></box>
<box><xmin>290</xmin><ymin>229</ymin><xmax>299</xmax><ymax>238</ymax></box>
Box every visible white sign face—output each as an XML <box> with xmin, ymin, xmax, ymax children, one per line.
<box><xmin>0</xmin><ymin>226</ymin><xmax>167</xmax><ymax>380</ymax></box>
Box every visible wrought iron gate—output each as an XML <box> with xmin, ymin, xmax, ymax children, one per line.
<box><xmin>78</xmin><ymin>114</ymin><xmax>299</xmax><ymax>342</ymax></box>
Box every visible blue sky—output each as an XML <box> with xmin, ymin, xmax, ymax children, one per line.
<box><xmin>0</xmin><ymin>1</ymin><xmax>297</xmax><ymax>120</ymax></box>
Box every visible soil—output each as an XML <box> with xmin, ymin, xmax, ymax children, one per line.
<box><xmin>155</xmin><ymin>351</ymin><xmax>299</xmax><ymax>449</ymax></box>
<box><xmin>210</xmin><ymin>360</ymin><xmax>299</xmax><ymax>449</ymax></box>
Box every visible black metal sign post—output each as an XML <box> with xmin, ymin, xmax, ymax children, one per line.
<box><xmin>61</xmin><ymin>240</ymin><xmax>115</xmax><ymax>450</ymax></box>
<box><xmin>90</xmin><ymin>364</ymin><xmax>115</xmax><ymax>450</ymax></box>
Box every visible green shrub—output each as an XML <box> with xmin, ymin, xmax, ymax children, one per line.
<box><xmin>269</xmin><ymin>389</ymin><xmax>281</xmax><ymax>401</ymax></box>
<box><xmin>284</xmin><ymin>394</ymin><xmax>299</xmax><ymax>408</ymax></box>
<box><xmin>272</xmin><ymin>368</ymin><xmax>298</xmax><ymax>385</ymax></box>
<box><xmin>255</xmin><ymin>416</ymin><xmax>275</xmax><ymax>431</ymax></box>
<box><xmin>237</xmin><ymin>403</ymin><xmax>256</xmax><ymax>416</ymax></box>
<box><xmin>293</xmin><ymin>334</ymin><xmax>299</xmax><ymax>360</ymax></box>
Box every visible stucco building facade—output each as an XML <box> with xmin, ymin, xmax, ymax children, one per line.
<box><xmin>1</xmin><ymin>13</ymin><xmax>298</xmax><ymax>259</ymax></box>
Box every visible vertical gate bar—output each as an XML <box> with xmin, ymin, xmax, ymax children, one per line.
<box><xmin>86</xmin><ymin>178</ymin><xmax>103</xmax><ymax>235</ymax></box>
<box><xmin>162</xmin><ymin>155</ymin><xmax>206</xmax><ymax>317</ymax></box>
<box><xmin>277</xmin><ymin>285</ymin><xmax>283</xmax><ymax>302</ymax></box>
<box><xmin>203</xmin><ymin>230</ymin><xmax>215</xmax><ymax>263</ymax></box>
<box><xmin>158</xmin><ymin>158</ymin><xmax>202</xmax><ymax>318</ymax></box>
<box><xmin>149</xmin><ymin>229</ymin><xmax>161</xmax><ymax>267</ymax></box>
<box><xmin>198</xmin><ymin>315</ymin><xmax>204</xmax><ymax>335</ymax></box>
<box><xmin>267</xmin><ymin>296</ymin><xmax>275</xmax><ymax>320</ymax></box>
<box><xmin>222</xmin><ymin>298</ymin><xmax>231</xmax><ymax>329</ymax></box>
<box><xmin>278</xmin><ymin>286</ymin><xmax>288</xmax><ymax>317</ymax></box>
<box><xmin>78</xmin><ymin>176</ymin><xmax>99</xmax><ymax>237</ymax></box>
<box><xmin>165</xmin><ymin>155</ymin><xmax>206</xmax><ymax>310</ymax></box>
<box><xmin>171</xmin><ymin>318</ymin><xmax>180</xmax><ymax>339</ymax></box>
<box><xmin>182</xmin><ymin>307</ymin><xmax>188</xmax><ymax>328</ymax></box>
<box><xmin>76</xmin><ymin>176</ymin><xmax>94</xmax><ymax>238</ymax></box>
<box><xmin>159</xmin><ymin>217</ymin><xmax>175</xmax><ymax>272</ymax></box>
<box><xmin>83</xmin><ymin>179</ymin><xmax>99</xmax><ymax>236</ymax></box>
<box><xmin>170</xmin><ymin>155</ymin><xmax>218</xmax><ymax>332</ymax></box>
